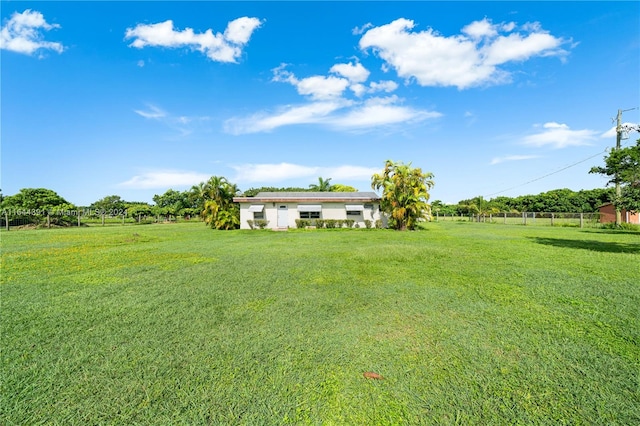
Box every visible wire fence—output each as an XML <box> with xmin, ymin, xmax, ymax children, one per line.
<box><xmin>1</xmin><ymin>209</ymin><xmax>202</xmax><ymax>231</ymax></box>
<box><xmin>0</xmin><ymin>209</ymin><xmax>610</xmax><ymax>231</ymax></box>
<box><xmin>434</xmin><ymin>212</ymin><xmax>603</xmax><ymax>228</ymax></box>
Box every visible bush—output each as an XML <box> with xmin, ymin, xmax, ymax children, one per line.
<box><xmin>375</xmin><ymin>219</ymin><xmax>383</xmax><ymax>229</ymax></box>
<box><xmin>295</xmin><ymin>219</ymin><xmax>312</xmax><ymax>228</ymax></box>
<box><xmin>325</xmin><ymin>219</ymin><xmax>337</xmax><ymax>229</ymax></box>
<box><xmin>254</xmin><ymin>220</ymin><xmax>269</xmax><ymax>229</ymax></box>
<box><xmin>246</xmin><ymin>220</ymin><xmax>255</xmax><ymax>229</ymax></box>
<box><xmin>601</xmin><ymin>222</ymin><xmax>640</xmax><ymax>232</ymax></box>
<box><xmin>364</xmin><ymin>220</ymin><xmax>372</xmax><ymax>229</ymax></box>
<box><xmin>315</xmin><ymin>219</ymin><xmax>325</xmax><ymax>229</ymax></box>
<box><xmin>335</xmin><ymin>220</ymin><xmax>345</xmax><ymax>228</ymax></box>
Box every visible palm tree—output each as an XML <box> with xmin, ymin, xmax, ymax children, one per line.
<box><xmin>200</xmin><ymin>176</ymin><xmax>241</xmax><ymax>229</ymax></box>
<box><xmin>188</xmin><ymin>182</ymin><xmax>207</xmax><ymax>211</ymax></box>
<box><xmin>309</xmin><ymin>177</ymin><xmax>332</xmax><ymax>192</ymax></box>
<box><xmin>371</xmin><ymin>160</ymin><xmax>434</xmax><ymax>231</ymax></box>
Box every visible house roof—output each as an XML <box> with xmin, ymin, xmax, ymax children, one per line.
<box><xmin>233</xmin><ymin>191</ymin><xmax>380</xmax><ymax>203</ymax></box>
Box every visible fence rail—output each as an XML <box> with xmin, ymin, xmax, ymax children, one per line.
<box><xmin>434</xmin><ymin>212</ymin><xmax>602</xmax><ymax>228</ymax></box>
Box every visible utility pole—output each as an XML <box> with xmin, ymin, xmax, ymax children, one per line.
<box><xmin>615</xmin><ymin>109</ymin><xmax>622</xmax><ymax>226</ymax></box>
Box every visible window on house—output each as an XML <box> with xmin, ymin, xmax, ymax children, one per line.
<box><xmin>298</xmin><ymin>205</ymin><xmax>321</xmax><ymax>219</ymax></box>
<box><xmin>249</xmin><ymin>204</ymin><xmax>265</xmax><ymax>220</ymax></box>
<box><xmin>300</xmin><ymin>211</ymin><xmax>320</xmax><ymax>219</ymax></box>
<box><xmin>345</xmin><ymin>205</ymin><xmax>364</xmax><ymax>216</ymax></box>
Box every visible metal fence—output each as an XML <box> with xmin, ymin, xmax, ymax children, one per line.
<box><xmin>434</xmin><ymin>212</ymin><xmax>602</xmax><ymax>228</ymax></box>
<box><xmin>1</xmin><ymin>209</ymin><xmax>201</xmax><ymax>231</ymax></box>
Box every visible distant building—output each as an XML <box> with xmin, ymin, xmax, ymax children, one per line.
<box><xmin>233</xmin><ymin>192</ymin><xmax>384</xmax><ymax>230</ymax></box>
<box><xmin>598</xmin><ymin>203</ymin><xmax>639</xmax><ymax>224</ymax></box>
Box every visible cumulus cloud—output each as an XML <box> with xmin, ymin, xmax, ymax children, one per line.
<box><xmin>226</xmin><ymin>62</ymin><xmax>437</xmax><ymax>134</ymax></box>
<box><xmin>119</xmin><ymin>170</ymin><xmax>211</xmax><ymax>189</ymax></box>
<box><xmin>230</xmin><ymin>162</ymin><xmax>379</xmax><ymax>184</ymax></box>
<box><xmin>0</xmin><ymin>9</ymin><xmax>64</xmax><ymax>55</ymax></box>
<box><xmin>125</xmin><ymin>16</ymin><xmax>262</xmax><ymax>63</ymax></box>
<box><xmin>359</xmin><ymin>18</ymin><xmax>570</xmax><ymax>89</ymax></box>
<box><xmin>490</xmin><ymin>154</ymin><xmax>540</xmax><ymax>165</ymax></box>
<box><xmin>522</xmin><ymin>122</ymin><xmax>598</xmax><ymax>149</ymax></box>
<box><xmin>330</xmin><ymin>61</ymin><xmax>370</xmax><ymax>83</ymax></box>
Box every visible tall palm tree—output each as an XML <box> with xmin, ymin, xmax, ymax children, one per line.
<box><xmin>309</xmin><ymin>177</ymin><xmax>332</xmax><ymax>192</ymax></box>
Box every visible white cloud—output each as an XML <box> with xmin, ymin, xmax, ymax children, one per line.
<box><xmin>224</xmin><ymin>16</ymin><xmax>263</xmax><ymax>44</ymax></box>
<box><xmin>490</xmin><ymin>154</ymin><xmax>540</xmax><ymax>165</ymax></box>
<box><xmin>352</xmin><ymin>23</ymin><xmax>374</xmax><ymax>35</ymax></box>
<box><xmin>224</xmin><ymin>100</ymin><xmax>349</xmax><ymax>134</ymax></box>
<box><xmin>330</xmin><ymin>61</ymin><xmax>370</xmax><ymax>83</ymax></box>
<box><xmin>273</xmin><ymin>64</ymin><xmax>350</xmax><ymax>100</ymax></box>
<box><xmin>0</xmin><ymin>9</ymin><xmax>64</xmax><ymax>55</ymax></box>
<box><xmin>296</xmin><ymin>75</ymin><xmax>351</xmax><ymax>100</ymax></box>
<box><xmin>462</xmin><ymin>19</ymin><xmax>499</xmax><ymax>39</ymax></box>
<box><xmin>134</xmin><ymin>104</ymin><xmax>167</xmax><ymax>119</ymax></box>
<box><xmin>327</xmin><ymin>96</ymin><xmax>441</xmax><ymax>130</ymax></box>
<box><xmin>359</xmin><ymin>18</ymin><xmax>569</xmax><ymax>89</ymax></box>
<box><xmin>119</xmin><ymin>170</ymin><xmax>211</xmax><ymax>189</ymax></box>
<box><xmin>368</xmin><ymin>80</ymin><xmax>398</xmax><ymax>93</ymax></box>
<box><xmin>230</xmin><ymin>162</ymin><xmax>378</xmax><ymax>184</ymax></box>
<box><xmin>125</xmin><ymin>17</ymin><xmax>262</xmax><ymax>63</ymax></box>
<box><xmin>229</xmin><ymin>63</ymin><xmax>437</xmax><ymax>134</ymax></box>
<box><xmin>522</xmin><ymin>122</ymin><xmax>598</xmax><ymax>149</ymax></box>
<box><xmin>224</xmin><ymin>95</ymin><xmax>439</xmax><ymax>134</ymax></box>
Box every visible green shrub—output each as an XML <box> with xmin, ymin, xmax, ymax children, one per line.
<box><xmin>246</xmin><ymin>220</ymin><xmax>255</xmax><ymax>230</ymax></box>
<box><xmin>315</xmin><ymin>219</ymin><xmax>325</xmax><ymax>229</ymax></box>
<box><xmin>364</xmin><ymin>219</ymin><xmax>372</xmax><ymax>229</ymax></box>
<box><xmin>335</xmin><ymin>220</ymin><xmax>345</xmax><ymax>228</ymax></box>
<box><xmin>375</xmin><ymin>219</ymin><xmax>383</xmax><ymax>229</ymax></box>
<box><xmin>254</xmin><ymin>220</ymin><xmax>269</xmax><ymax>229</ymax></box>
<box><xmin>601</xmin><ymin>222</ymin><xmax>640</xmax><ymax>232</ymax></box>
<box><xmin>295</xmin><ymin>219</ymin><xmax>312</xmax><ymax>229</ymax></box>
<box><xmin>325</xmin><ymin>219</ymin><xmax>337</xmax><ymax>229</ymax></box>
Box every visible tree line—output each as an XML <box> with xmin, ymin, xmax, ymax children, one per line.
<box><xmin>2</xmin><ymin>141</ymin><xmax>638</xmax><ymax>230</ymax></box>
<box><xmin>431</xmin><ymin>187</ymin><xmax>615</xmax><ymax>217</ymax></box>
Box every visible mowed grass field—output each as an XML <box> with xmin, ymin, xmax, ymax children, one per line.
<box><xmin>1</xmin><ymin>222</ymin><xmax>638</xmax><ymax>425</ymax></box>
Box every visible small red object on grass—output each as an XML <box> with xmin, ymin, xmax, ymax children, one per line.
<box><xmin>363</xmin><ymin>371</ymin><xmax>384</xmax><ymax>380</ymax></box>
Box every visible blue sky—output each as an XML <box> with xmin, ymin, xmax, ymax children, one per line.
<box><xmin>2</xmin><ymin>1</ymin><xmax>639</xmax><ymax>206</ymax></box>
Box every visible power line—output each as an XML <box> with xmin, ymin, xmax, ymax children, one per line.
<box><xmin>484</xmin><ymin>134</ymin><xmax>638</xmax><ymax>199</ymax></box>
<box><xmin>484</xmin><ymin>148</ymin><xmax>609</xmax><ymax>198</ymax></box>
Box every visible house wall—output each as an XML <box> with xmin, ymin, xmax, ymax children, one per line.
<box><xmin>239</xmin><ymin>202</ymin><xmax>382</xmax><ymax>229</ymax></box>
<box><xmin>599</xmin><ymin>204</ymin><xmax>640</xmax><ymax>224</ymax></box>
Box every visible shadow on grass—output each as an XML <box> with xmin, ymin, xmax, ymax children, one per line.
<box><xmin>580</xmin><ymin>229</ymin><xmax>640</xmax><ymax>236</ymax></box>
<box><xmin>529</xmin><ymin>237</ymin><xmax>640</xmax><ymax>254</ymax></box>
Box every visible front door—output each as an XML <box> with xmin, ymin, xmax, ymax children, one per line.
<box><xmin>277</xmin><ymin>205</ymin><xmax>288</xmax><ymax>228</ymax></box>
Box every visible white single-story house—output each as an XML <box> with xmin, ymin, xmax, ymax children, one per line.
<box><xmin>233</xmin><ymin>192</ymin><xmax>384</xmax><ymax>230</ymax></box>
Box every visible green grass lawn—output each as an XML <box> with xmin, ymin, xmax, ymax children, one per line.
<box><xmin>1</xmin><ymin>223</ymin><xmax>639</xmax><ymax>424</ymax></box>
